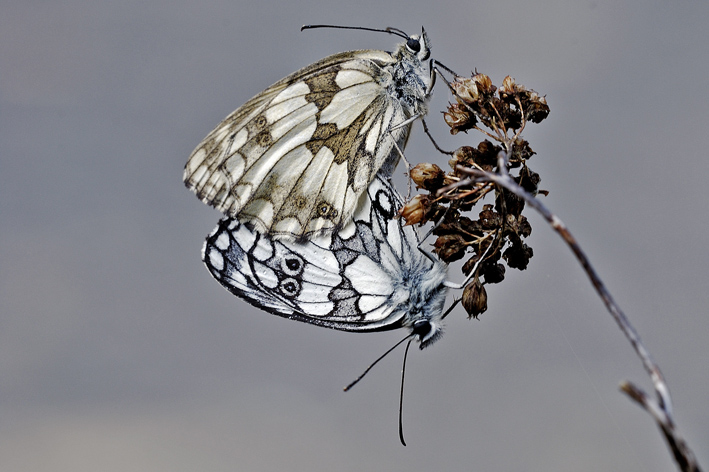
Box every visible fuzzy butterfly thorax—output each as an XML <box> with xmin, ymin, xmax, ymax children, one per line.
<box><xmin>387</xmin><ymin>30</ymin><xmax>431</xmax><ymax>115</ymax></box>
<box><xmin>184</xmin><ymin>28</ymin><xmax>433</xmax><ymax>240</ymax></box>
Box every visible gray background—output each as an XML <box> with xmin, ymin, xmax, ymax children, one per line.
<box><xmin>1</xmin><ymin>1</ymin><xmax>707</xmax><ymax>471</ymax></box>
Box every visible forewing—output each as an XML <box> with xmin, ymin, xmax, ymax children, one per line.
<box><xmin>185</xmin><ymin>50</ymin><xmax>412</xmax><ymax>240</ymax></box>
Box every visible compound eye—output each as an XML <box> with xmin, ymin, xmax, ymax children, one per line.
<box><xmin>406</xmin><ymin>37</ymin><xmax>421</xmax><ymax>53</ymax></box>
<box><xmin>412</xmin><ymin>320</ymin><xmax>431</xmax><ymax>338</ymax></box>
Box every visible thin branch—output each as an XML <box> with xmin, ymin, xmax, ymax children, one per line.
<box><xmin>620</xmin><ymin>382</ymin><xmax>701</xmax><ymax>472</ymax></box>
<box><xmin>428</xmin><ymin>70</ymin><xmax>698</xmax><ymax>470</ymax></box>
<box><xmin>444</xmin><ymin>158</ymin><xmax>701</xmax><ymax>472</ymax></box>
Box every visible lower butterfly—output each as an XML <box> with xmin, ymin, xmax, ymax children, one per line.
<box><xmin>202</xmin><ymin>174</ymin><xmax>448</xmax><ymax>348</ymax></box>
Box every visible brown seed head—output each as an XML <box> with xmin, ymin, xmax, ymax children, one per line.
<box><xmin>462</xmin><ymin>278</ymin><xmax>488</xmax><ymax>318</ymax></box>
<box><xmin>451</xmin><ymin>76</ymin><xmax>480</xmax><ymax>105</ymax></box>
<box><xmin>410</xmin><ymin>163</ymin><xmax>445</xmax><ymax>191</ymax></box>
<box><xmin>399</xmin><ymin>194</ymin><xmax>429</xmax><ymax>226</ymax></box>
<box><xmin>433</xmin><ymin>233</ymin><xmax>468</xmax><ymax>262</ymax></box>
<box><xmin>444</xmin><ymin>103</ymin><xmax>476</xmax><ymax>134</ymax></box>
<box><xmin>472</xmin><ymin>73</ymin><xmax>495</xmax><ymax>96</ymax></box>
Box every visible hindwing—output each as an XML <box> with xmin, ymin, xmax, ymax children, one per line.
<box><xmin>202</xmin><ymin>175</ymin><xmax>448</xmax><ymax>346</ymax></box>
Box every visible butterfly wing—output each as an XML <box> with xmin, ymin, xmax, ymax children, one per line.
<box><xmin>185</xmin><ymin>38</ymin><xmax>431</xmax><ymax>240</ymax></box>
<box><xmin>202</xmin><ymin>175</ymin><xmax>448</xmax><ymax>340</ymax></box>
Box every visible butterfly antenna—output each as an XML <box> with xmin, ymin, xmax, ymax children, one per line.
<box><xmin>301</xmin><ymin>25</ymin><xmax>409</xmax><ymax>40</ymax></box>
<box><xmin>398</xmin><ymin>336</ymin><xmax>415</xmax><ymax>446</ymax></box>
<box><xmin>385</xmin><ymin>27</ymin><xmax>409</xmax><ymax>38</ymax></box>
<box><xmin>344</xmin><ymin>334</ymin><xmax>413</xmax><ymax>392</ymax></box>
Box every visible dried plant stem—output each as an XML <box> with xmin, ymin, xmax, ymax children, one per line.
<box><xmin>450</xmin><ymin>157</ymin><xmax>701</xmax><ymax>472</ymax></box>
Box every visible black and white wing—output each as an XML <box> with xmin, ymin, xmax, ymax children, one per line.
<box><xmin>202</xmin><ymin>175</ymin><xmax>448</xmax><ymax>348</ymax></box>
<box><xmin>185</xmin><ymin>29</ymin><xmax>432</xmax><ymax>240</ymax></box>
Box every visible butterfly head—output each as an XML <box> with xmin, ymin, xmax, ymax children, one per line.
<box><xmin>412</xmin><ymin>318</ymin><xmax>442</xmax><ymax>350</ymax></box>
<box><xmin>403</xmin><ymin>27</ymin><xmax>431</xmax><ymax>63</ymax></box>
<box><xmin>402</xmin><ymin>260</ymin><xmax>447</xmax><ymax>350</ymax></box>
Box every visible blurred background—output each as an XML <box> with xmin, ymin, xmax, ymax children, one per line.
<box><xmin>1</xmin><ymin>1</ymin><xmax>707</xmax><ymax>471</ymax></box>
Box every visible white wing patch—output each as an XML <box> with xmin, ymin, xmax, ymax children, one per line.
<box><xmin>319</xmin><ymin>82</ymin><xmax>380</xmax><ymax>128</ymax></box>
<box><xmin>202</xmin><ymin>174</ymin><xmax>448</xmax><ymax>348</ymax></box>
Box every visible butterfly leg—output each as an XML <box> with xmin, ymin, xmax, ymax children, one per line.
<box><xmin>432</xmin><ymin>60</ymin><xmax>461</xmax><ymax>79</ymax></box>
<box><xmin>421</xmin><ymin>118</ymin><xmax>454</xmax><ymax>155</ymax></box>
<box><xmin>387</xmin><ymin>130</ymin><xmax>413</xmax><ymax>200</ymax></box>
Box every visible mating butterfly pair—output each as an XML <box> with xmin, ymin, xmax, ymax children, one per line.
<box><xmin>185</xmin><ymin>27</ymin><xmax>450</xmax><ymax>348</ymax></box>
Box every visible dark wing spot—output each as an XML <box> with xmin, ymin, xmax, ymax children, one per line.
<box><xmin>286</xmin><ymin>258</ymin><xmax>300</xmax><ymax>271</ymax></box>
<box><xmin>254</xmin><ymin>115</ymin><xmax>268</xmax><ymax>129</ymax></box>
<box><xmin>256</xmin><ymin>131</ymin><xmax>272</xmax><ymax>147</ymax></box>
<box><xmin>279</xmin><ymin>277</ymin><xmax>301</xmax><ymax>298</ymax></box>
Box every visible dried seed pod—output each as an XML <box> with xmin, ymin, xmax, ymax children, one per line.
<box><xmin>462</xmin><ymin>278</ymin><xmax>488</xmax><ymax>318</ymax></box>
<box><xmin>482</xmin><ymin>262</ymin><xmax>506</xmax><ymax>284</ymax></box>
<box><xmin>444</xmin><ymin>103</ymin><xmax>476</xmax><ymax>134</ymax></box>
<box><xmin>410</xmin><ymin>163</ymin><xmax>444</xmax><ymax>191</ymax></box>
<box><xmin>450</xmin><ymin>76</ymin><xmax>480</xmax><ymax>104</ymax></box>
<box><xmin>525</xmin><ymin>93</ymin><xmax>550</xmax><ymax>123</ymax></box>
<box><xmin>472</xmin><ymin>73</ymin><xmax>495</xmax><ymax>97</ymax></box>
<box><xmin>399</xmin><ymin>194</ymin><xmax>429</xmax><ymax>226</ymax></box>
<box><xmin>434</xmin><ymin>233</ymin><xmax>468</xmax><ymax>262</ymax></box>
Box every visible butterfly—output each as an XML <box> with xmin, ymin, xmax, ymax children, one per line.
<box><xmin>202</xmin><ymin>174</ymin><xmax>449</xmax><ymax>348</ymax></box>
<box><xmin>184</xmin><ymin>26</ymin><xmax>434</xmax><ymax>240</ymax></box>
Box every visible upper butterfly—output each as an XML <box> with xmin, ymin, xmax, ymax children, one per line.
<box><xmin>202</xmin><ymin>174</ymin><xmax>448</xmax><ymax>349</ymax></box>
<box><xmin>184</xmin><ymin>26</ymin><xmax>433</xmax><ymax>240</ymax></box>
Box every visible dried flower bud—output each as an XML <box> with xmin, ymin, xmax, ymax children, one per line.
<box><xmin>515</xmin><ymin>166</ymin><xmax>540</xmax><ymax>195</ymax></box>
<box><xmin>482</xmin><ymin>262</ymin><xmax>505</xmax><ymax>284</ymax></box>
<box><xmin>508</xmin><ymin>138</ymin><xmax>535</xmax><ymax>164</ymax></box>
<box><xmin>479</xmin><ymin>206</ymin><xmax>501</xmax><ymax>229</ymax></box>
<box><xmin>518</xmin><ymin>216</ymin><xmax>532</xmax><ymax>238</ymax></box>
<box><xmin>451</xmin><ymin>76</ymin><xmax>480</xmax><ymax>104</ymax></box>
<box><xmin>462</xmin><ymin>278</ymin><xmax>487</xmax><ymax>318</ymax></box>
<box><xmin>410</xmin><ymin>163</ymin><xmax>444</xmax><ymax>191</ymax></box>
<box><xmin>448</xmin><ymin>146</ymin><xmax>474</xmax><ymax>173</ymax></box>
<box><xmin>500</xmin><ymin>75</ymin><xmax>523</xmax><ymax>96</ymax></box>
<box><xmin>461</xmin><ymin>255</ymin><xmax>481</xmax><ymax>276</ymax></box>
<box><xmin>503</xmin><ymin>240</ymin><xmax>533</xmax><ymax>270</ymax></box>
<box><xmin>497</xmin><ymin>189</ymin><xmax>525</xmax><ymax>216</ymax></box>
<box><xmin>433</xmin><ymin>233</ymin><xmax>467</xmax><ymax>262</ymax></box>
<box><xmin>476</xmin><ymin>141</ymin><xmax>502</xmax><ymax>168</ymax></box>
<box><xmin>500</xmin><ymin>75</ymin><xmax>514</xmax><ymax>93</ymax></box>
<box><xmin>444</xmin><ymin>103</ymin><xmax>476</xmax><ymax>134</ymax></box>
<box><xmin>525</xmin><ymin>94</ymin><xmax>550</xmax><ymax>123</ymax></box>
<box><xmin>472</xmin><ymin>73</ymin><xmax>495</xmax><ymax>96</ymax></box>
<box><xmin>399</xmin><ymin>194</ymin><xmax>428</xmax><ymax>226</ymax></box>
<box><xmin>451</xmin><ymin>146</ymin><xmax>474</xmax><ymax>163</ymax></box>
